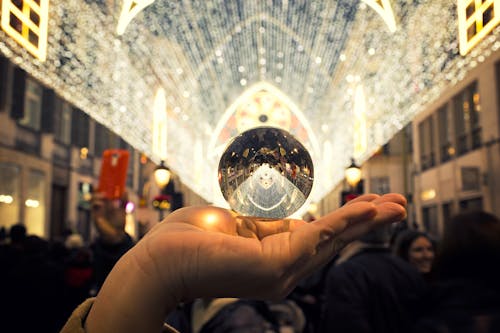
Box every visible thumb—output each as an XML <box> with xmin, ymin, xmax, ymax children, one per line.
<box><xmin>285</xmin><ymin>202</ymin><xmax>377</xmax><ymax>280</ymax></box>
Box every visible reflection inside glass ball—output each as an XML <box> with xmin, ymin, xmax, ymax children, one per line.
<box><xmin>218</xmin><ymin>126</ymin><xmax>314</xmax><ymax>218</ymax></box>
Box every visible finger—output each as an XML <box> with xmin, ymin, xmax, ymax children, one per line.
<box><xmin>370</xmin><ymin>193</ymin><xmax>407</xmax><ymax>207</ymax></box>
<box><xmin>335</xmin><ymin>201</ymin><xmax>406</xmax><ymax>242</ymax></box>
<box><xmin>344</xmin><ymin>193</ymin><xmax>407</xmax><ymax>208</ymax></box>
<box><xmin>311</xmin><ymin>201</ymin><xmax>378</xmax><ymax>238</ymax></box>
<box><xmin>344</xmin><ymin>193</ymin><xmax>380</xmax><ymax>205</ymax></box>
<box><xmin>278</xmin><ymin>202</ymin><xmax>378</xmax><ymax>286</ymax></box>
<box><xmin>287</xmin><ymin>201</ymin><xmax>377</xmax><ymax>263</ymax></box>
<box><xmin>249</xmin><ymin>218</ymin><xmax>306</xmax><ymax>239</ymax></box>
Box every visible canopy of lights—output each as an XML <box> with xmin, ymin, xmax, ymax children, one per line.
<box><xmin>1</xmin><ymin>0</ymin><xmax>499</xmax><ymax>210</ymax></box>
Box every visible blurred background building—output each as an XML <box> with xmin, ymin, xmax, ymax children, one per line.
<box><xmin>0</xmin><ymin>1</ymin><xmax>499</xmax><ymax>242</ymax></box>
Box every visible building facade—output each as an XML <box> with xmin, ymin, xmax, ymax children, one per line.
<box><xmin>0</xmin><ymin>55</ymin><xmax>207</xmax><ymax>242</ymax></box>
<box><xmin>318</xmin><ymin>49</ymin><xmax>500</xmax><ymax>239</ymax></box>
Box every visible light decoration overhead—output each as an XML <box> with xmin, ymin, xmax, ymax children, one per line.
<box><xmin>353</xmin><ymin>85</ymin><xmax>368</xmax><ymax>158</ymax></box>
<box><xmin>458</xmin><ymin>0</ymin><xmax>499</xmax><ymax>55</ymax></box>
<box><xmin>361</xmin><ymin>0</ymin><xmax>397</xmax><ymax>33</ymax></box>
<box><xmin>1</xmin><ymin>1</ymin><xmax>500</xmax><ymax>204</ymax></box>
<box><xmin>152</xmin><ymin>87</ymin><xmax>168</xmax><ymax>161</ymax></box>
<box><xmin>116</xmin><ymin>0</ymin><xmax>155</xmax><ymax>35</ymax></box>
<box><xmin>1</xmin><ymin>0</ymin><xmax>49</xmax><ymax>61</ymax></box>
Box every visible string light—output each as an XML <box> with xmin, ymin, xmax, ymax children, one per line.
<box><xmin>0</xmin><ymin>0</ymin><xmax>499</xmax><ymax>204</ymax></box>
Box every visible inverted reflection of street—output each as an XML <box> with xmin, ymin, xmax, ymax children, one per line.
<box><xmin>228</xmin><ymin>163</ymin><xmax>308</xmax><ymax>218</ymax></box>
<box><xmin>219</xmin><ymin>126</ymin><xmax>314</xmax><ymax>218</ymax></box>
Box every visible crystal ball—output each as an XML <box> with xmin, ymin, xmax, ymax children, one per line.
<box><xmin>218</xmin><ymin>126</ymin><xmax>314</xmax><ymax>218</ymax></box>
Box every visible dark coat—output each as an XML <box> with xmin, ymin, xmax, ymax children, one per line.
<box><xmin>321</xmin><ymin>247</ymin><xmax>427</xmax><ymax>333</ymax></box>
<box><xmin>413</xmin><ymin>278</ymin><xmax>500</xmax><ymax>333</ymax></box>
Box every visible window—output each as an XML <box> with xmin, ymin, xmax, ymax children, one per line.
<box><xmin>370</xmin><ymin>176</ymin><xmax>390</xmax><ymax>194</ymax></box>
<box><xmin>453</xmin><ymin>81</ymin><xmax>481</xmax><ymax>155</ymax></box>
<box><xmin>442</xmin><ymin>201</ymin><xmax>454</xmax><ymax>231</ymax></box>
<box><xmin>54</xmin><ymin>100</ymin><xmax>72</xmax><ymax>145</ymax></box>
<box><xmin>437</xmin><ymin>104</ymin><xmax>454</xmax><ymax>163</ymax></box>
<box><xmin>458</xmin><ymin>0</ymin><xmax>500</xmax><ymax>55</ymax></box>
<box><xmin>0</xmin><ymin>0</ymin><xmax>50</xmax><ymax>61</ymax></box>
<box><xmin>24</xmin><ymin>169</ymin><xmax>46</xmax><ymax>237</ymax></box>
<box><xmin>419</xmin><ymin>115</ymin><xmax>435</xmax><ymax>170</ymax></box>
<box><xmin>71</xmin><ymin>108</ymin><xmax>90</xmax><ymax>148</ymax></box>
<box><xmin>0</xmin><ymin>163</ymin><xmax>21</xmax><ymax>230</ymax></box>
<box><xmin>95</xmin><ymin>123</ymin><xmax>120</xmax><ymax>157</ymax></box>
<box><xmin>459</xmin><ymin>197</ymin><xmax>483</xmax><ymax>212</ymax></box>
<box><xmin>18</xmin><ymin>78</ymin><xmax>42</xmax><ymax>130</ymax></box>
<box><xmin>404</xmin><ymin>124</ymin><xmax>413</xmax><ymax>154</ymax></box>
<box><xmin>119</xmin><ymin>139</ymin><xmax>135</xmax><ymax>188</ymax></box>
<box><xmin>0</xmin><ymin>56</ymin><xmax>8</xmax><ymax>110</ymax></box>
<box><xmin>422</xmin><ymin>205</ymin><xmax>439</xmax><ymax>237</ymax></box>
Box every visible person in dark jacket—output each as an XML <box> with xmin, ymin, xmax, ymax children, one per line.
<box><xmin>413</xmin><ymin>210</ymin><xmax>500</xmax><ymax>333</ymax></box>
<box><xmin>321</xmin><ymin>225</ymin><xmax>427</xmax><ymax>333</ymax></box>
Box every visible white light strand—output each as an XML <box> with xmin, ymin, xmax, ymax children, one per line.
<box><xmin>0</xmin><ymin>0</ymin><xmax>499</xmax><ymax>203</ymax></box>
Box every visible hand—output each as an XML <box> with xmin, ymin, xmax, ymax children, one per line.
<box><xmin>85</xmin><ymin>193</ymin><xmax>406</xmax><ymax>333</ymax></box>
<box><xmin>91</xmin><ymin>192</ymin><xmax>127</xmax><ymax>244</ymax></box>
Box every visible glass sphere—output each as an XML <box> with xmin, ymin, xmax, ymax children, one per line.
<box><xmin>218</xmin><ymin>126</ymin><xmax>314</xmax><ymax>218</ymax></box>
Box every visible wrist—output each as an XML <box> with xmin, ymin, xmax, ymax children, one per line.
<box><xmin>85</xmin><ymin>245</ymin><xmax>178</xmax><ymax>333</ymax></box>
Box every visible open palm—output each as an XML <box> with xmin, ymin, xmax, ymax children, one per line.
<box><xmin>135</xmin><ymin>193</ymin><xmax>406</xmax><ymax>303</ymax></box>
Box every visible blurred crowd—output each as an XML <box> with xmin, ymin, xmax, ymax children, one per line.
<box><xmin>1</xmin><ymin>208</ymin><xmax>499</xmax><ymax>333</ymax></box>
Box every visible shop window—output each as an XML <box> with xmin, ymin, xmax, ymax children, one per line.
<box><xmin>24</xmin><ymin>169</ymin><xmax>46</xmax><ymax>237</ymax></box>
<box><xmin>0</xmin><ymin>163</ymin><xmax>21</xmax><ymax>230</ymax></box>
<box><xmin>419</xmin><ymin>115</ymin><xmax>435</xmax><ymax>171</ymax></box>
<box><xmin>18</xmin><ymin>77</ymin><xmax>42</xmax><ymax>130</ymax></box>
<box><xmin>453</xmin><ymin>81</ymin><xmax>481</xmax><ymax>155</ymax></box>
<box><xmin>422</xmin><ymin>205</ymin><xmax>439</xmax><ymax>237</ymax></box>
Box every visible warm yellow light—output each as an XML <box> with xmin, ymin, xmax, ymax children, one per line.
<box><xmin>307</xmin><ymin>202</ymin><xmax>318</xmax><ymax>215</ymax></box>
<box><xmin>447</xmin><ymin>146</ymin><xmax>456</xmax><ymax>156</ymax></box>
<box><xmin>345</xmin><ymin>159</ymin><xmax>362</xmax><ymax>188</ymax></box>
<box><xmin>458</xmin><ymin>0</ymin><xmax>500</xmax><ymax>55</ymax></box>
<box><xmin>152</xmin><ymin>87</ymin><xmax>168</xmax><ymax>161</ymax></box>
<box><xmin>0</xmin><ymin>194</ymin><xmax>14</xmax><ymax>204</ymax></box>
<box><xmin>25</xmin><ymin>199</ymin><xmax>40</xmax><ymax>208</ymax></box>
<box><xmin>353</xmin><ymin>85</ymin><xmax>367</xmax><ymax>158</ymax></box>
<box><xmin>203</xmin><ymin>213</ymin><xmax>218</xmax><ymax>226</ymax></box>
<box><xmin>1</xmin><ymin>0</ymin><xmax>49</xmax><ymax>61</ymax></box>
<box><xmin>154</xmin><ymin>161</ymin><xmax>171</xmax><ymax>188</ymax></box>
<box><xmin>421</xmin><ymin>189</ymin><xmax>436</xmax><ymax>201</ymax></box>
<box><xmin>80</xmin><ymin>147</ymin><xmax>89</xmax><ymax>159</ymax></box>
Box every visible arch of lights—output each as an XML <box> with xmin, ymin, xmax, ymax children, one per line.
<box><xmin>1</xmin><ymin>0</ymin><xmax>500</xmax><ymax>209</ymax></box>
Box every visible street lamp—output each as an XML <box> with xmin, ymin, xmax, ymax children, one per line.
<box><xmin>345</xmin><ymin>158</ymin><xmax>362</xmax><ymax>189</ymax></box>
<box><xmin>153</xmin><ymin>160</ymin><xmax>171</xmax><ymax>221</ymax></box>
<box><xmin>154</xmin><ymin>160</ymin><xmax>171</xmax><ymax>189</ymax></box>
